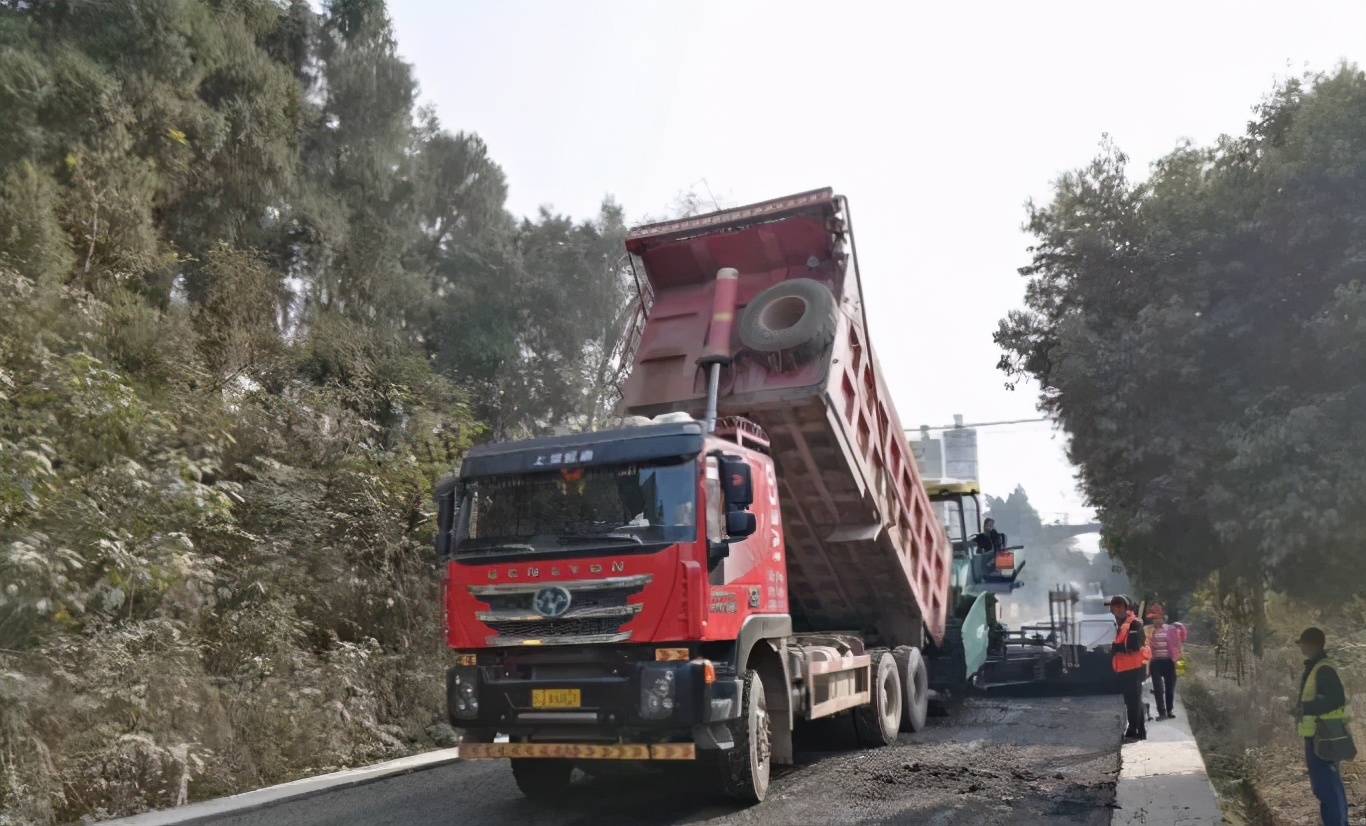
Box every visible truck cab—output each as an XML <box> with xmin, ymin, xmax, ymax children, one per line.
<box><xmin>436</xmin><ymin>416</ymin><xmax>801</xmax><ymax>798</ymax></box>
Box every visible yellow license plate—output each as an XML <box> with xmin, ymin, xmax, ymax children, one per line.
<box><xmin>531</xmin><ymin>689</ymin><xmax>581</xmax><ymax>709</ymax></box>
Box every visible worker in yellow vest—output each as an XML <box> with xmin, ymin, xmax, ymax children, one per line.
<box><xmin>1297</xmin><ymin>627</ymin><xmax>1349</xmax><ymax>826</ymax></box>
<box><xmin>1108</xmin><ymin>595</ymin><xmax>1150</xmax><ymax>741</ymax></box>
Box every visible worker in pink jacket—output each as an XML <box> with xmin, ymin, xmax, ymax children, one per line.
<box><xmin>1147</xmin><ymin>605</ymin><xmax>1187</xmax><ymax>719</ymax></box>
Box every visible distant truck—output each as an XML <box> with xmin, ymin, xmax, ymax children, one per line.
<box><xmin>433</xmin><ymin>189</ymin><xmax>985</xmax><ymax>803</ymax></box>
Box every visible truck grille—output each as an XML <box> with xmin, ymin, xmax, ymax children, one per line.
<box><xmin>468</xmin><ymin>574</ymin><xmax>652</xmax><ymax>646</ymax></box>
<box><xmin>484</xmin><ymin>617</ymin><xmax>624</xmax><ymax>643</ymax></box>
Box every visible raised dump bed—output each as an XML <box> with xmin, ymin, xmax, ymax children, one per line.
<box><xmin>621</xmin><ymin>189</ymin><xmax>950</xmax><ymax>648</ymax></box>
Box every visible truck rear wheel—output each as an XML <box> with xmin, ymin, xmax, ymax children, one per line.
<box><xmin>511</xmin><ymin>758</ymin><xmax>574</xmax><ymax>802</ymax></box>
<box><xmin>719</xmin><ymin>669</ymin><xmax>771</xmax><ymax>803</ymax></box>
<box><xmin>854</xmin><ymin>650</ymin><xmax>902</xmax><ymax>747</ymax></box>
<box><xmin>738</xmin><ymin>278</ymin><xmax>838</xmax><ymax>365</ymax></box>
<box><xmin>894</xmin><ymin>646</ymin><xmax>930</xmax><ymax>732</ymax></box>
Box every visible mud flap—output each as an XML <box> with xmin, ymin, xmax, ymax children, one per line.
<box><xmin>694</xmin><ymin>722</ymin><xmax>735</xmax><ymax>751</ymax></box>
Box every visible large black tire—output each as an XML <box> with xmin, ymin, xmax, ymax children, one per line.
<box><xmin>719</xmin><ymin>669</ymin><xmax>772</xmax><ymax>803</ymax></box>
<box><xmin>511</xmin><ymin>758</ymin><xmax>574</xmax><ymax>803</ymax></box>
<box><xmin>854</xmin><ymin>650</ymin><xmax>902</xmax><ymax>747</ymax></box>
<box><xmin>737</xmin><ymin>278</ymin><xmax>838</xmax><ymax>365</ymax></box>
<box><xmin>894</xmin><ymin>646</ymin><xmax>930</xmax><ymax>732</ymax></box>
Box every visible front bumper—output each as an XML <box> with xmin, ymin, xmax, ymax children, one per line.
<box><xmin>460</xmin><ymin>742</ymin><xmax>697</xmax><ymax>760</ymax></box>
<box><xmin>447</xmin><ymin>645</ymin><xmax>742</xmax><ymax>748</ymax></box>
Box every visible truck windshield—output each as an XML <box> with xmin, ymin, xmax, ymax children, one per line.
<box><xmin>455</xmin><ymin>459</ymin><xmax>697</xmax><ymax>558</ymax></box>
<box><xmin>935</xmin><ymin>496</ymin><xmax>980</xmax><ymax>550</ymax></box>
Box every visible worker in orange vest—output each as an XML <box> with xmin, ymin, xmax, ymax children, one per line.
<box><xmin>1108</xmin><ymin>595</ymin><xmax>1150</xmax><ymax>741</ymax></box>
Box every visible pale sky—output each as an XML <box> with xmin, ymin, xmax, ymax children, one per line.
<box><xmin>388</xmin><ymin>0</ymin><xmax>1366</xmax><ymax>527</ymax></box>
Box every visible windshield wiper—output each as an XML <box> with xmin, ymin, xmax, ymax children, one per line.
<box><xmin>558</xmin><ymin>532</ymin><xmax>644</xmax><ymax>546</ymax></box>
<box><xmin>460</xmin><ymin>542</ymin><xmax>538</xmax><ymax>555</ymax></box>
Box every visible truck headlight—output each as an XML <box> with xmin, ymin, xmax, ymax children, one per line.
<box><xmin>640</xmin><ymin>665</ymin><xmax>677</xmax><ymax>720</ymax></box>
<box><xmin>448</xmin><ymin>667</ymin><xmax>479</xmax><ymax>721</ymax></box>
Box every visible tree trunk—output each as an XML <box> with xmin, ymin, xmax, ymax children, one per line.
<box><xmin>1250</xmin><ymin>573</ymin><xmax>1267</xmax><ymax>659</ymax></box>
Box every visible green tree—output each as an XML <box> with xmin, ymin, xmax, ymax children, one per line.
<box><xmin>490</xmin><ymin>201</ymin><xmax>634</xmax><ymax>436</ymax></box>
<box><xmin>984</xmin><ymin>484</ymin><xmax>1044</xmax><ymax>546</ymax></box>
<box><xmin>0</xmin><ymin>2</ymin><xmax>498</xmax><ymax>821</ymax></box>
<box><xmin>996</xmin><ymin>66</ymin><xmax>1366</xmax><ymax>648</ymax></box>
<box><xmin>0</xmin><ymin>1</ymin><xmax>643</xmax><ymax>820</ymax></box>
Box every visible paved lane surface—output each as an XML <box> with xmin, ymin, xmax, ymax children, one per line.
<box><xmin>193</xmin><ymin>695</ymin><xmax>1122</xmax><ymax>826</ymax></box>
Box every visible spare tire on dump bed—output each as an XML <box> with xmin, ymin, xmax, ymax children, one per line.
<box><xmin>738</xmin><ymin>278</ymin><xmax>838</xmax><ymax>366</ymax></box>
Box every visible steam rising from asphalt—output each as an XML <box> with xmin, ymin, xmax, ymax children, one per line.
<box><xmin>998</xmin><ymin>533</ymin><xmax>1130</xmax><ymax>633</ymax></box>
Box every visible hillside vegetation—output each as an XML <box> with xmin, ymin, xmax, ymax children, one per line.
<box><xmin>0</xmin><ymin>1</ymin><xmax>633</xmax><ymax>822</ymax></box>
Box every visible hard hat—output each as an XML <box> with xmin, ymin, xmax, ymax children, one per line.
<box><xmin>1106</xmin><ymin>594</ymin><xmax>1131</xmax><ymax>607</ymax></box>
<box><xmin>1298</xmin><ymin>627</ymin><xmax>1326</xmax><ymax>647</ymax></box>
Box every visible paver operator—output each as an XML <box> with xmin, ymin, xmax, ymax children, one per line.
<box><xmin>975</xmin><ymin>518</ymin><xmax>1006</xmax><ymax>554</ymax></box>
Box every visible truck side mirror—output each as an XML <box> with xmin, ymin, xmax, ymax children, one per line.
<box><xmin>719</xmin><ymin>458</ymin><xmax>753</xmax><ymax>509</ymax></box>
<box><xmin>726</xmin><ymin>510</ymin><xmax>757</xmax><ymax>538</ymax></box>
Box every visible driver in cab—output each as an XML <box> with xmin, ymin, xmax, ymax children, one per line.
<box><xmin>975</xmin><ymin>518</ymin><xmax>1006</xmax><ymax>555</ymax></box>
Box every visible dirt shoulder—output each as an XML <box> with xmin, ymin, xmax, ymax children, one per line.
<box><xmin>1182</xmin><ymin>641</ymin><xmax>1365</xmax><ymax>825</ymax></box>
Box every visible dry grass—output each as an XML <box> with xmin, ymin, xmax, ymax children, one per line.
<box><xmin>0</xmin><ymin>622</ymin><xmax>452</xmax><ymax>825</ymax></box>
<box><xmin>1183</xmin><ymin>599</ymin><xmax>1366</xmax><ymax>825</ymax></box>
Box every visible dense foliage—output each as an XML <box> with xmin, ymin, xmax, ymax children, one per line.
<box><xmin>0</xmin><ymin>1</ymin><xmax>634</xmax><ymax>822</ymax></box>
<box><xmin>997</xmin><ymin>66</ymin><xmax>1366</xmax><ymax>636</ymax></box>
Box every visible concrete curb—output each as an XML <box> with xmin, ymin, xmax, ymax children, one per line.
<box><xmin>1113</xmin><ymin>693</ymin><xmax>1228</xmax><ymax>825</ymax></box>
<box><xmin>97</xmin><ymin>747</ymin><xmax>461</xmax><ymax>825</ymax></box>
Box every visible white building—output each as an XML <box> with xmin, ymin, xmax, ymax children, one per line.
<box><xmin>911</xmin><ymin>415</ymin><xmax>978</xmax><ymax>482</ymax></box>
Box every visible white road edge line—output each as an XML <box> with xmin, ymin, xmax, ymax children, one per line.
<box><xmin>98</xmin><ymin>747</ymin><xmax>462</xmax><ymax>825</ymax></box>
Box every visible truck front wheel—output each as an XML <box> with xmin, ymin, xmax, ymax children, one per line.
<box><xmin>511</xmin><ymin>758</ymin><xmax>574</xmax><ymax>803</ymax></box>
<box><xmin>854</xmin><ymin>650</ymin><xmax>903</xmax><ymax>747</ymax></box>
<box><xmin>719</xmin><ymin>669</ymin><xmax>771</xmax><ymax>803</ymax></box>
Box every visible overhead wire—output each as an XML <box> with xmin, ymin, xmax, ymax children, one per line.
<box><xmin>905</xmin><ymin>416</ymin><xmax>1052</xmax><ymax>432</ymax></box>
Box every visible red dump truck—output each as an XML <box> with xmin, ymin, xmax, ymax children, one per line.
<box><xmin>433</xmin><ymin>189</ymin><xmax>968</xmax><ymax>803</ymax></box>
